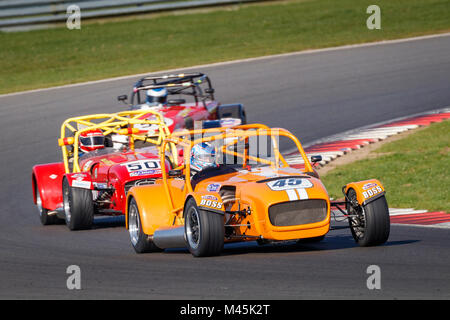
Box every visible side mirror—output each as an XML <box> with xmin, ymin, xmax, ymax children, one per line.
<box><xmin>168</xmin><ymin>169</ymin><xmax>183</xmax><ymax>177</ymax></box>
<box><xmin>311</xmin><ymin>155</ymin><xmax>322</xmax><ymax>163</ymax></box>
<box><xmin>117</xmin><ymin>95</ymin><xmax>128</xmax><ymax>104</ymax></box>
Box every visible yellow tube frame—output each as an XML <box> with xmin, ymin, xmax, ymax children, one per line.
<box><xmin>59</xmin><ymin>110</ymin><xmax>177</xmax><ymax>173</ymax></box>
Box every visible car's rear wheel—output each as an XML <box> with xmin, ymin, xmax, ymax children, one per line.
<box><xmin>347</xmin><ymin>188</ymin><xmax>390</xmax><ymax>246</ymax></box>
<box><xmin>35</xmin><ymin>182</ymin><xmax>57</xmax><ymax>226</ymax></box>
<box><xmin>128</xmin><ymin>198</ymin><xmax>161</xmax><ymax>253</ymax></box>
<box><xmin>184</xmin><ymin>198</ymin><xmax>224</xmax><ymax>257</ymax></box>
<box><xmin>62</xmin><ymin>178</ymin><xmax>94</xmax><ymax>230</ymax></box>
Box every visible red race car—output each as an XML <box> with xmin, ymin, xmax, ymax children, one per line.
<box><xmin>117</xmin><ymin>72</ymin><xmax>246</xmax><ymax>130</ymax></box>
<box><xmin>32</xmin><ymin>110</ymin><xmax>181</xmax><ymax>230</ymax></box>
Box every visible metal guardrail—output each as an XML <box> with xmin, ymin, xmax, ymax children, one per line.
<box><xmin>0</xmin><ymin>0</ymin><xmax>265</xmax><ymax>29</ymax></box>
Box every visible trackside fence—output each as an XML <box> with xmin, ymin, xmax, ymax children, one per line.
<box><xmin>0</xmin><ymin>0</ymin><xmax>267</xmax><ymax>29</ymax></box>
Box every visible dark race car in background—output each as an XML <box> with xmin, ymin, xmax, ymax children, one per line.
<box><xmin>117</xmin><ymin>72</ymin><xmax>247</xmax><ymax>131</ymax></box>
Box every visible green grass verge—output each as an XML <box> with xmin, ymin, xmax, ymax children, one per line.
<box><xmin>1</xmin><ymin>0</ymin><xmax>449</xmax><ymax>94</ymax></box>
<box><xmin>321</xmin><ymin>120</ymin><xmax>450</xmax><ymax>212</ymax></box>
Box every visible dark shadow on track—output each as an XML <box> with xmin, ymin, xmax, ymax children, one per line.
<box><xmin>92</xmin><ymin>216</ymin><xmax>125</xmax><ymax>229</ymax></box>
<box><xmin>160</xmin><ymin>234</ymin><xmax>420</xmax><ymax>257</ymax></box>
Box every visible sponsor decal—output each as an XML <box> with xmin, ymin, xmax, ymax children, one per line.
<box><xmin>206</xmin><ymin>183</ymin><xmax>221</xmax><ymax>192</ymax></box>
<box><xmin>219</xmin><ymin>118</ymin><xmax>242</xmax><ymax>128</ymax></box>
<box><xmin>199</xmin><ymin>199</ymin><xmax>223</xmax><ymax>209</ymax></box>
<box><xmin>362</xmin><ymin>186</ymin><xmax>383</xmax><ymax>199</ymax></box>
<box><xmin>49</xmin><ymin>174</ymin><xmax>58</xmax><ymax>180</ymax></box>
<box><xmin>362</xmin><ymin>182</ymin><xmax>378</xmax><ymax>190</ymax></box>
<box><xmin>267</xmin><ymin>178</ymin><xmax>313</xmax><ymax>191</ymax></box>
<box><xmin>129</xmin><ymin>169</ymin><xmax>162</xmax><ymax>177</ymax></box>
<box><xmin>201</xmin><ymin>195</ymin><xmax>218</xmax><ymax>201</ymax></box>
<box><xmin>71</xmin><ymin>173</ymin><xmax>89</xmax><ymax>179</ymax></box>
<box><xmin>93</xmin><ymin>182</ymin><xmax>107</xmax><ymax>189</ymax></box>
<box><xmin>72</xmin><ymin>180</ymin><xmax>91</xmax><ymax>189</ymax></box>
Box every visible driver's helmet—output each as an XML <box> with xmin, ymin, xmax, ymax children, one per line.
<box><xmin>79</xmin><ymin>129</ymin><xmax>105</xmax><ymax>153</ymax></box>
<box><xmin>190</xmin><ymin>142</ymin><xmax>217</xmax><ymax>172</ymax></box>
<box><xmin>146</xmin><ymin>87</ymin><xmax>168</xmax><ymax>105</ymax></box>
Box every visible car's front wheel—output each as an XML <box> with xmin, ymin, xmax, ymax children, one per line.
<box><xmin>184</xmin><ymin>198</ymin><xmax>224</xmax><ymax>257</ymax></box>
<box><xmin>347</xmin><ymin>188</ymin><xmax>390</xmax><ymax>247</ymax></box>
<box><xmin>62</xmin><ymin>178</ymin><xmax>94</xmax><ymax>231</ymax></box>
<box><xmin>128</xmin><ymin>198</ymin><xmax>161</xmax><ymax>253</ymax></box>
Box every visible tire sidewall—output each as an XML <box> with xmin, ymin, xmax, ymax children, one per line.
<box><xmin>347</xmin><ymin>189</ymin><xmax>390</xmax><ymax>247</ymax></box>
<box><xmin>62</xmin><ymin>178</ymin><xmax>94</xmax><ymax>230</ymax></box>
<box><xmin>184</xmin><ymin>198</ymin><xmax>224</xmax><ymax>257</ymax></box>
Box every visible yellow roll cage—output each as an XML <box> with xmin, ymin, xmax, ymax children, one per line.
<box><xmin>58</xmin><ymin>110</ymin><xmax>177</xmax><ymax>173</ymax></box>
<box><xmin>157</xmin><ymin>124</ymin><xmax>314</xmax><ymax>215</ymax></box>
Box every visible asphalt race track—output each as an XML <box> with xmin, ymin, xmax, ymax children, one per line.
<box><xmin>0</xmin><ymin>35</ymin><xmax>449</xmax><ymax>299</ymax></box>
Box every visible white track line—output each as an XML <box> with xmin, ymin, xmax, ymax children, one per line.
<box><xmin>333</xmin><ymin>208</ymin><xmax>429</xmax><ymax>217</ymax></box>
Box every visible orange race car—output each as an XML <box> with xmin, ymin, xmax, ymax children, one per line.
<box><xmin>125</xmin><ymin>124</ymin><xmax>390</xmax><ymax>257</ymax></box>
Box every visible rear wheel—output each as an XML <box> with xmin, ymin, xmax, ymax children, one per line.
<box><xmin>128</xmin><ymin>198</ymin><xmax>161</xmax><ymax>253</ymax></box>
<box><xmin>184</xmin><ymin>198</ymin><xmax>224</xmax><ymax>257</ymax></box>
<box><xmin>35</xmin><ymin>182</ymin><xmax>57</xmax><ymax>225</ymax></box>
<box><xmin>62</xmin><ymin>178</ymin><xmax>94</xmax><ymax>230</ymax></box>
<box><xmin>347</xmin><ymin>188</ymin><xmax>390</xmax><ymax>246</ymax></box>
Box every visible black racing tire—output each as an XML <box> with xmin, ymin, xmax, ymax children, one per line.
<box><xmin>35</xmin><ymin>181</ymin><xmax>57</xmax><ymax>226</ymax></box>
<box><xmin>347</xmin><ymin>188</ymin><xmax>390</xmax><ymax>247</ymax></box>
<box><xmin>62</xmin><ymin>178</ymin><xmax>94</xmax><ymax>231</ymax></box>
<box><xmin>184</xmin><ymin>198</ymin><xmax>224</xmax><ymax>257</ymax></box>
<box><xmin>128</xmin><ymin>198</ymin><xmax>161</xmax><ymax>253</ymax></box>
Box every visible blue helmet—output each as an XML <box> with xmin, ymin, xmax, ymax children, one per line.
<box><xmin>190</xmin><ymin>143</ymin><xmax>217</xmax><ymax>172</ymax></box>
<box><xmin>146</xmin><ymin>87</ymin><xmax>167</xmax><ymax>104</ymax></box>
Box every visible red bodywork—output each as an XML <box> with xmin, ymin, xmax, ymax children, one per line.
<box><xmin>32</xmin><ymin>101</ymin><xmax>219</xmax><ymax>217</ymax></box>
<box><xmin>138</xmin><ymin>101</ymin><xmax>219</xmax><ymax>132</ymax></box>
<box><xmin>32</xmin><ymin>146</ymin><xmax>171</xmax><ymax>215</ymax></box>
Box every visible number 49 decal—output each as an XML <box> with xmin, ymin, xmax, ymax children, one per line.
<box><xmin>267</xmin><ymin>178</ymin><xmax>313</xmax><ymax>191</ymax></box>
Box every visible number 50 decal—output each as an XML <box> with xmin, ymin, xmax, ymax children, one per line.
<box><xmin>123</xmin><ymin>160</ymin><xmax>160</xmax><ymax>172</ymax></box>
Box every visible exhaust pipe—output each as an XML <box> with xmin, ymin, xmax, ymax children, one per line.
<box><xmin>48</xmin><ymin>207</ymin><xmax>65</xmax><ymax>219</ymax></box>
<box><xmin>153</xmin><ymin>226</ymin><xmax>186</xmax><ymax>249</ymax></box>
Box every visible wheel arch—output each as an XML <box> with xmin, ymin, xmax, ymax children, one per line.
<box><xmin>32</xmin><ymin>163</ymin><xmax>65</xmax><ymax>211</ymax></box>
<box><xmin>343</xmin><ymin>179</ymin><xmax>385</xmax><ymax>206</ymax></box>
<box><xmin>126</xmin><ymin>184</ymin><xmax>172</xmax><ymax>235</ymax></box>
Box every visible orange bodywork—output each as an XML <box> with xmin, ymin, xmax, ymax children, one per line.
<box><xmin>344</xmin><ymin>179</ymin><xmax>385</xmax><ymax>205</ymax></box>
<box><xmin>126</xmin><ymin>125</ymin><xmax>331</xmax><ymax>243</ymax></box>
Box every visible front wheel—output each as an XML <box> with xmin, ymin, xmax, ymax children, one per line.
<box><xmin>347</xmin><ymin>188</ymin><xmax>390</xmax><ymax>247</ymax></box>
<box><xmin>184</xmin><ymin>198</ymin><xmax>224</xmax><ymax>257</ymax></box>
<box><xmin>128</xmin><ymin>198</ymin><xmax>161</xmax><ymax>253</ymax></box>
<box><xmin>62</xmin><ymin>178</ymin><xmax>94</xmax><ymax>230</ymax></box>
